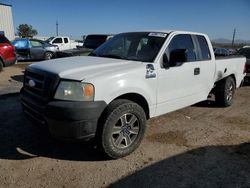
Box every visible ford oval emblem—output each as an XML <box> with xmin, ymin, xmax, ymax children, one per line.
<box><xmin>28</xmin><ymin>80</ymin><xmax>36</xmax><ymax>87</ymax></box>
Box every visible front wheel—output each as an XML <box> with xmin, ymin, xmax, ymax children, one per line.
<box><xmin>44</xmin><ymin>52</ymin><xmax>53</xmax><ymax>60</ymax></box>
<box><xmin>98</xmin><ymin>99</ymin><xmax>147</xmax><ymax>159</ymax></box>
<box><xmin>215</xmin><ymin>76</ymin><xmax>235</xmax><ymax>107</ymax></box>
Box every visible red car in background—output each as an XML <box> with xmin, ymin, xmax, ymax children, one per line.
<box><xmin>0</xmin><ymin>34</ymin><xmax>17</xmax><ymax>71</ymax></box>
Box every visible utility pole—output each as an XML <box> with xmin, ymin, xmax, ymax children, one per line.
<box><xmin>56</xmin><ymin>21</ymin><xmax>59</xmax><ymax>36</ymax></box>
<box><xmin>232</xmin><ymin>28</ymin><xmax>236</xmax><ymax>47</ymax></box>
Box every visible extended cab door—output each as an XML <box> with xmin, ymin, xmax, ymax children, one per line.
<box><xmin>63</xmin><ymin>37</ymin><xmax>70</xmax><ymax>50</ymax></box>
<box><xmin>155</xmin><ymin>34</ymin><xmax>214</xmax><ymax>116</ymax></box>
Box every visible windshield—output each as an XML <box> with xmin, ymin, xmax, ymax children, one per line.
<box><xmin>89</xmin><ymin>32</ymin><xmax>168</xmax><ymax>62</ymax></box>
<box><xmin>45</xmin><ymin>37</ymin><xmax>55</xmax><ymax>43</ymax></box>
<box><xmin>236</xmin><ymin>48</ymin><xmax>250</xmax><ymax>59</ymax></box>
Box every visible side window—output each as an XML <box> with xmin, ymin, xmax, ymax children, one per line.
<box><xmin>167</xmin><ymin>34</ymin><xmax>196</xmax><ymax>64</ymax></box>
<box><xmin>64</xmin><ymin>38</ymin><xmax>69</xmax><ymax>43</ymax></box>
<box><xmin>196</xmin><ymin>35</ymin><xmax>211</xmax><ymax>60</ymax></box>
<box><xmin>30</xmin><ymin>40</ymin><xmax>43</xmax><ymax>47</ymax></box>
<box><xmin>53</xmin><ymin>38</ymin><xmax>63</xmax><ymax>44</ymax></box>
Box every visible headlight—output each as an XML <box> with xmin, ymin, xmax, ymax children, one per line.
<box><xmin>54</xmin><ymin>81</ymin><xmax>94</xmax><ymax>101</ymax></box>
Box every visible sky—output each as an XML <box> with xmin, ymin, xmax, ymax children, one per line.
<box><xmin>1</xmin><ymin>0</ymin><xmax>250</xmax><ymax>40</ymax></box>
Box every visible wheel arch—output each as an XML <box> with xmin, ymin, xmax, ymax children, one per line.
<box><xmin>111</xmin><ymin>93</ymin><xmax>150</xmax><ymax>120</ymax></box>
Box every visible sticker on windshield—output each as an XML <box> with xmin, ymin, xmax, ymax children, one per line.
<box><xmin>148</xmin><ymin>32</ymin><xmax>167</xmax><ymax>38</ymax></box>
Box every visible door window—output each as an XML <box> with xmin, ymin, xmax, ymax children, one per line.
<box><xmin>30</xmin><ymin>40</ymin><xmax>43</xmax><ymax>47</ymax></box>
<box><xmin>167</xmin><ymin>34</ymin><xmax>196</xmax><ymax>65</ymax></box>
<box><xmin>53</xmin><ymin>38</ymin><xmax>63</xmax><ymax>44</ymax></box>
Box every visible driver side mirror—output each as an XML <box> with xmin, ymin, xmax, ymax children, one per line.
<box><xmin>169</xmin><ymin>49</ymin><xmax>187</xmax><ymax>66</ymax></box>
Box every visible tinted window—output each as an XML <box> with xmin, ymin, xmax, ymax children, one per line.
<box><xmin>30</xmin><ymin>40</ymin><xmax>43</xmax><ymax>47</ymax></box>
<box><xmin>64</xmin><ymin>38</ymin><xmax>69</xmax><ymax>43</ymax></box>
<box><xmin>0</xmin><ymin>35</ymin><xmax>10</xmax><ymax>44</ymax></box>
<box><xmin>84</xmin><ymin>35</ymin><xmax>108</xmax><ymax>49</ymax></box>
<box><xmin>167</xmin><ymin>34</ymin><xmax>196</xmax><ymax>63</ymax></box>
<box><xmin>196</xmin><ymin>35</ymin><xmax>211</xmax><ymax>60</ymax></box>
<box><xmin>53</xmin><ymin>38</ymin><xmax>63</xmax><ymax>44</ymax></box>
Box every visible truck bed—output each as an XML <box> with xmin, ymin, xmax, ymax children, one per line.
<box><xmin>214</xmin><ymin>56</ymin><xmax>246</xmax><ymax>87</ymax></box>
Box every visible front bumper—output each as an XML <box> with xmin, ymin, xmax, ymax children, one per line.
<box><xmin>21</xmin><ymin>89</ymin><xmax>107</xmax><ymax>140</ymax></box>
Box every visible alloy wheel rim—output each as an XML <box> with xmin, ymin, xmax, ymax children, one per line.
<box><xmin>226</xmin><ymin>83</ymin><xmax>233</xmax><ymax>102</ymax></box>
<box><xmin>111</xmin><ymin>113</ymin><xmax>140</xmax><ymax>149</ymax></box>
<box><xmin>46</xmin><ymin>53</ymin><xmax>52</xmax><ymax>59</ymax></box>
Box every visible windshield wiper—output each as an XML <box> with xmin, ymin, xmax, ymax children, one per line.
<box><xmin>99</xmin><ymin>54</ymin><xmax>126</xmax><ymax>60</ymax></box>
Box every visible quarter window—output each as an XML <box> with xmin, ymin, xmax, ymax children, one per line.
<box><xmin>64</xmin><ymin>38</ymin><xmax>69</xmax><ymax>43</ymax></box>
<box><xmin>196</xmin><ymin>35</ymin><xmax>211</xmax><ymax>60</ymax></box>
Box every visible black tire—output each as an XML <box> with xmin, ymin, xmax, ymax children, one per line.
<box><xmin>44</xmin><ymin>52</ymin><xmax>53</xmax><ymax>60</ymax></box>
<box><xmin>98</xmin><ymin>99</ymin><xmax>147</xmax><ymax>159</ymax></box>
<box><xmin>215</xmin><ymin>76</ymin><xmax>236</xmax><ymax>107</ymax></box>
<box><xmin>0</xmin><ymin>59</ymin><xmax>3</xmax><ymax>72</ymax></box>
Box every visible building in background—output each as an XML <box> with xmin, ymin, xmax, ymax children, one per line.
<box><xmin>0</xmin><ymin>3</ymin><xmax>14</xmax><ymax>40</ymax></box>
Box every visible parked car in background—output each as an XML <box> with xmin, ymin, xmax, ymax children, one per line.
<box><xmin>213</xmin><ymin>48</ymin><xmax>230</xmax><ymax>57</ymax></box>
<box><xmin>12</xmin><ymin>38</ymin><xmax>59</xmax><ymax>61</ymax></box>
<box><xmin>56</xmin><ymin>34</ymin><xmax>114</xmax><ymax>58</ymax></box>
<box><xmin>83</xmin><ymin>34</ymin><xmax>113</xmax><ymax>49</ymax></box>
<box><xmin>236</xmin><ymin>46</ymin><xmax>250</xmax><ymax>83</ymax></box>
<box><xmin>46</xmin><ymin>36</ymin><xmax>82</xmax><ymax>51</ymax></box>
<box><xmin>0</xmin><ymin>34</ymin><xmax>16</xmax><ymax>71</ymax></box>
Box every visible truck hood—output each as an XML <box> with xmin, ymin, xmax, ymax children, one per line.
<box><xmin>29</xmin><ymin>56</ymin><xmax>143</xmax><ymax>81</ymax></box>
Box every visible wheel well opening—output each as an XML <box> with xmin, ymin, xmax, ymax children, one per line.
<box><xmin>115</xmin><ymin>93</ymin><xmax>150</xmax><ymax>119</ymax></box>
<box><xmin>230</xmin><ymin>74</ymin><xmax>236</xmax><ymax>86</ymax></box>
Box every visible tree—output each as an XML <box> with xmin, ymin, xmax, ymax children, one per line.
<box><xmin>16</xmin><ymin>24</ymin><xmax>38</xmax><ymax>38</ymax></box>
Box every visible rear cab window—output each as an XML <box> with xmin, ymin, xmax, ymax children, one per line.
<box><xmin>196</xmin><ymin>35</ymin><xmax>211</xmax><ymax>61</ymax></box>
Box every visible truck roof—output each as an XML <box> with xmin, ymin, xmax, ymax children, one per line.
<box><xmin>120</xmin><ymin>30</ymin><xmax>208</xmax><ymax>36</ymax></box>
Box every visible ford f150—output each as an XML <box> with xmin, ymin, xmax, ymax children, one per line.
<box><xmin>20</xmin><ymin>30</ymin><xmax>246</xmax><ymax>158</ymax></box>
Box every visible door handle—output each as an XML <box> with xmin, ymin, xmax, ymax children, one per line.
<box><xmin>194</xmin><ymin>68</ymin><xmax>200</xmax><ymax>75</ymax></box>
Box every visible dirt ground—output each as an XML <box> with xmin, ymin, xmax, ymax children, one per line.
<box><xmin>1</xmin><ymin>62</ymin><xmax>250</xmax><ymax>188</ymax></box>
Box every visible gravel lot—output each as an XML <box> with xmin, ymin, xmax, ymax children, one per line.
<box><xmin>0</xmin><ymin>62</ymin><xmax>250</xmax><ymax>188</ymax></box>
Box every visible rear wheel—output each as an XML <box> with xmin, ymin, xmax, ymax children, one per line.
<box><xmin>215</xmin><ymin>76</ymin><xmax>235</xmax><ymax>107</ymax></box>
<box><xmin>44</xmin><ymin>52</ymin><xmax>53</xmax><ymax>60</ymax></box>
<box><xmin>98</xmin><ymin>99</ymin><xmax>147</xmax><ymax>159</ymax></box>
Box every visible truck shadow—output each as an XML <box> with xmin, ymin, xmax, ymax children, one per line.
<box><xmin>11</xmin><ymin>75</ymin><xmax>24</xmax><ymax>83</ymax></box>
<box><xmin>110</xmin><ymin>143</ymin><xmax>250</xmax><ymax>188</ymax></box>
<box><xmin>0</xmin><ymin>93</ymin><xmax>103</xmax><ymax>161</ymax></box>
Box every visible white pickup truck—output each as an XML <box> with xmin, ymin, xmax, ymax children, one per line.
<box><xmin>21</xmin><ymin>30</ymin><xmax>246</xmax><ymax>159</ymax></box>
<box><xmin>46</xmin><ymin>36</ymin><xmax>83</xmax><ymax>51</ymax></box>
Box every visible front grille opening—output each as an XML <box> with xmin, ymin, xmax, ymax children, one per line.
<box><xmin>24</xmin><ymin>69</ymin><xmax>55</xmax><ymax>100</ymax></box>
